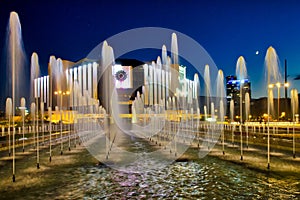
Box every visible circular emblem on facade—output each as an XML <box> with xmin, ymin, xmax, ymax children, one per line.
<box><xmin>115</xmin><ymin>70</ymin><xmax>127</xmax><ymax>82</ymax></box>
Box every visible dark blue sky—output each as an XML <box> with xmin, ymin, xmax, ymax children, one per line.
<box><xmin>1</xmin><ymin>0</ymin><xmax>300</xmax><ymax>107</ymax></box>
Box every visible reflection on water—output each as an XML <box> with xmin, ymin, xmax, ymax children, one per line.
<box><xmin>62</xmin><ymin>140</ymin><xmax>300</xmax><ymax>199</ymax></box>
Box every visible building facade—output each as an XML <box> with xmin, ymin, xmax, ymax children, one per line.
<box><xmin>226</xmin><ymin>75</ymin><xmax>251</xmax><ymax>120</ymax></box>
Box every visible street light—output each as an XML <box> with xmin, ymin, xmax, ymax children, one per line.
<box><xmin>266</xmin><ymin>82</ymin><xmax>289</xmax><ymax>169</ymax></box>
<box><xmin>269</xmin><ymin>82</ymin><xmax>290</xmax><ymax>134</ymax></box>
<box><xmin>269</xmin><ymin>82</ymin><xmax>289</xmax><ymax>119</ymax></box>
<box><xmin>276</xmin><ymin>82</ymin><xmax>289</xmax><ymax>121</ymax></box>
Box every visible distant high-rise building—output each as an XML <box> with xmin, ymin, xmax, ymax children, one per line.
<box><xmin>226</xmin><ymin>75</ymin><xmax>251</xmax><ymax>118</ymax></box>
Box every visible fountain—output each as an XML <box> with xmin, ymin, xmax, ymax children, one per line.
<box><xmin>220</xmin><ymin>100</ymin><xmax>225</xmax><ymax>154</ymax></box>
<box><xmin>30</xmin><ymin>103</ymin><xmax>36</xmax><ymax>148</ymax></box>
<box><xmin>48</xmin><ymin>56</ymin><xmax>57</xmax><ymax>107</ymax></box>
<box><xmin>20</xmin><ymin>97</ymin><xmax>26</xmax><ymax>152</ymax></box>
<box><xmin>204</xmin><ymin>65</ymin><xmax>211</xmax><ymax>114</ymax></box>
<box><xmin>291</xmin><ymin>88</ymin><xmax>298</xmax><ymax>158</ymax></box>
<box><xmin>265</xmin><ymin>46</ymin><xmax>281</xmax><ymax>169</ymax></box>
<box><xmin>230</xmin><ymin>99</ymin><xmax>235</xmax><ymax>146</ymax></box>
<box><xmin>5</xmin><ymin>98</ymin><xmax>12</xmax><ymax>156</ymax></box>
<box><xmin>236</xmin><ymin>56</ymin><xmax>247</xmax><ymax>160</ymax></box>
<box><xmin>204</xmin><ymin>105</ymin><xmax>207</xmax><ymax>121</ymax></box>
<box><xmin>32</xmin><ymin>54</ymin><xmax>41</xmax><ymax>167</ymax></box>
<box><xmin>217</xmin><ymin>70</ymin><xmax>226</xmax><ymax>154</ymax></box>
<box><xmin>170</xmin><ymin>33</ymin><xmax>179</xmax><ymax>94</ymax></box>
<box><xmin>30</xmin><ymin>53</ymin><xmax>40</xmax><ymax>103</ymax></box>
<box><xmin>40</xmin><ymin>102</ymin><xmax>44</xmax><ymax>145</ymax></box>
<box><xmin>101</xmin><ymin>41</ymin><xmax>115</xmax><ymax>159</ymax></box>
<box><xmin>48</xmin><ymin>107</ymin><xmax>52</xmax><ymax>162</ymax></box>
<box><xmin>193</xmin><ymin>74</ymin><xmax>200</xmax><ymax>110</ymax></box>
<box><xmin>101</xmin><ymin>41</ymin><xmax>115</xmax><ymax>115</ymax></box>
<box><xmin>245</xmin><ymin>92</ymin><xmax>250</xmax><ymax>148</ymax></box>
<box><xmin>6</xmin><ymin>11</ymin><xmax>27</xmax><ymax>182</ymax></box>
<box><xmin>269</xmin><ymin>87</ymin><xmax>275</xmax><ymax>118</ymax></box>
<box><xmin>131</xmin><ymin>101</ymin><xmax>137</xmax><ymax>124</ymax></box>
<box><xmin>210</xmin><ymin>102</ymin><xmax>215</xmax><ymax>149</ymax></box>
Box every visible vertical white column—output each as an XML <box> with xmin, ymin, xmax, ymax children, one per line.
<box><xmin>149</xmin><ymin>66</ymin><xmax>153</xmax><ymax>106</ymax></box>
<box><xmin>69</xmin><ymin>69</ymin><xmax>73</xmax><ymax>107</ymax></box>
<box><xmin>78</xmin><ymin>66</ymin><xmax>82</xmax><ymax>96</ymax></box>
<box><xmin>166</xmin><ymin>71</ymin><xmax>169</xmax><ymax>99</ymax></box>
<box><xmin>37</xmin><ymin>78</ymin><xmax>41</xmax><ymax>99</ymax></box>
<box><xmin>188</xmin><ymin>81</ymin><xmax>192</xmax><ymax>105</ymax></box>
<box><xmin>74</xmin><ymin>67</ymin><xmax>78</xmax><ymax>81</ymax></box>
<box><xmin>144</xmin><ymin>64</ymin><xmax>149</xmax><ymax>106</ymax></box>
<box><xmin>157</xmin><ymin>58</ymin><xmax>162</xmax><ymax>104</ymax></box>
<box><xmin>34</xmin><ymin>78</ymin><xmax>38</xmax><ymax>98</ymax></box>
<box><xmin>40</xmin><ymin>77</ymin><xmax>44</xmax><ymax>103</ymax></box>
<box><xmin>83</xmin><ymin>64</ymin><xmax>87</xmax><ymax>92</ymax></box>
<box><xmin>162</xmin><ymin>70</ymin><xmax>165</xmax><ymax>105</ymax></box>
<box><xmin>88</xmin><ymin>63</ymin><xmax>92</xmax><ymax>98</ymax></box>
<box><xmin>193</xmin><ymin>79</ymin><xmax>196</xmax><ymax>99</ymax></box>
<box><xmin>46</xmin><ymin>75</ymin><xmax>49</xmax><ymax>108</ymax></box>
<box><xmin>74</xmin><ymin>67</ymin><xmax>78</xmax><ymax>107</ymax></box>
<box><xmin>144</xmin><ymin>64</ymin><xmax>148</xmax><ymax>85</ymax></box>
<box><xmin>66</xmin><ymin>68</ymin><xmax>69</xmax><ymax>88</ymax></box>
<box><xmin>43</xmin><ymin>76</ymin><xmax>47</xmax><ymax>103</ymax></box>
<box><xmin>157</xmin><ymin>68</ymin><xmax>161</xmax><ymax>104</ymax></box>
<box><xmin>145</xmin><ymin>83</ymin><xmax>149</xmax><ymax>106</ymax></box>
<box><xmin>92</xmin><ymin>62</ymin><xmax>97</xmax><ymax>99</ymax></box>
<box><xmin>153</xmin><ymin>65</ymin><xmax>157</xmax><ymax>105</ymax></box>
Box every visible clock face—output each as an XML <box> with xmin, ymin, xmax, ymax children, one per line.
<box><xmin>115</xmin><ymin>70</ymin><xmax>127</xmax><ymax>82</ymax></box>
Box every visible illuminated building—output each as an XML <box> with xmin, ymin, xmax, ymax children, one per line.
<box><xmin>226</xmin><ymin>75</ymin><xmax>251</xmax><ymax>119</ymax></box>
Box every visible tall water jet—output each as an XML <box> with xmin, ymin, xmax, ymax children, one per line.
<box><xmin>171</xmin><ymin>33</ymin><xmax>178</xmax><ymax>65</ymax></box>
<box><xmin>20</xmin><ymin>97</ymin><xmax>26</xmax><ymax>152</ymax></box>
<box><xmin>6</xmin><ymin>11</ymin><xmax>27</xmax><ymax>182</ymax></box>
<box><xmin>171</xmin><ymin>33</ymin><xmax>179</xmax><ymax>93</ymax></box>
<box><xmin>32</xmin><ymin>56</ymin><xmax>41</xmax><ymax>165</ymax></box>
<box><xmin>204</xmin><ymin>65</ymin><xmax>211</xmax><ymax>113</ymax></box>
<box><xmin>101</xmin><ymin>41</ymin><xmax>115</xmax><ymax>158</ymax></box>
<box><xmin>265</xmin><ymin>46</ymin><xmax>281</xmax><ymax>169</ymax></box>
<box><xmin>291</xmin><ymin>88</ymin><xmax>298</xmax><ymax>158</ymax></box>
<box><xmin>101</xmin><ymin>41</ymin><xmax>115</xmax><ymax>114</ymax></box>
<box><xmin>48</xmin><ymin>107</ymin><xmax>52</xmax><ymax>162</ymax></box>
<box><xmin>245</xmin><ymin>92</ymin><xmax>250</xmax><ymax>148</ymax></box>
<box><xmin>220</xmin><ymin>100</ymin><xmax>225</xmax><ymax>154</ymax></box>
<box><xmin>236</xmin><ymin>56</ymin><xmax>247</xmax><ymax>161</ymax></box>
<box><xmin>216</xmin><ymin>70</ymin><xmax>225</xmax><ymax>113</ymax></box>
<box><xmin>30</xmin><ymin>53</ymin><xmax>40</xmax><ymax>103</ymax></box>
<box><xmin>204</xmin><ymin>105</ymin><xmax>207</xmax><ymax>121</ymax></box>
<box><xmin>30</xmin><ymin>103</ymin><xmax>36</xmax><ymax>148</ymax></box>
<box><xmin>40</xmin><ymin>102</ymin><xmax>44</xmax><ymax>146</ymax></box>
<box><xmin>48</xmin><ymin>56</ymin><xmax>57</xmax><ymax>108</ymax></box>
<box><xmin>162</xmin><ymin>45</ymin><xmax>167</xmax><ymax>66</ymax></box>
<box><xmin>245</xmin><ymin>92</ymin><xmax>250</xmax><ymax>120</ymax></box>
<box><xmin>157</xmin><ymin>56</ymin><xmax>162</xmax><ymax>103</ymax></box>
<box><xmin>6</xmin><ymin>11</ymin><xmax>27</xmax><ymax>103</ymax></box>
<box><xmin>193</xmin><ymin>73</ymin><xmax>200</xmax><ymax>110</ymax></box>
<box><xmin>5</xmin><ymin>98</ymin><xmax>12</xmax><ymax>156</ymax></box>
<box><xmin>210</xmin><ymin>102</ymin><xmax>215</xmax><ymax>149</ymax></box>
<box><xmin>230</xmin><ymin>99</ymin><xmax>235</xmax><ymax>146</ymax></box>
<box><xmin>217</xmin><ymin>70</ymin><xmax>226</xmax><ymax>154</ymax></box>
<box><xmin>269</xmin><ymin>86</ymin><xmax>275</xmax><ymax>117</ymax></box>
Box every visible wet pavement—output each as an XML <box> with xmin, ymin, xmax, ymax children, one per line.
<box><xmin>0</xmin><ymin>129</ymin><xmax>300</xmax><ymax>199</ymax></box>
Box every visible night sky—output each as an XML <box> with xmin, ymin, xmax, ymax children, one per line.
<box><xmin>1</xmin><ymin>0</ymin><xmax>300</xmax><ymax>109</ymax></box>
